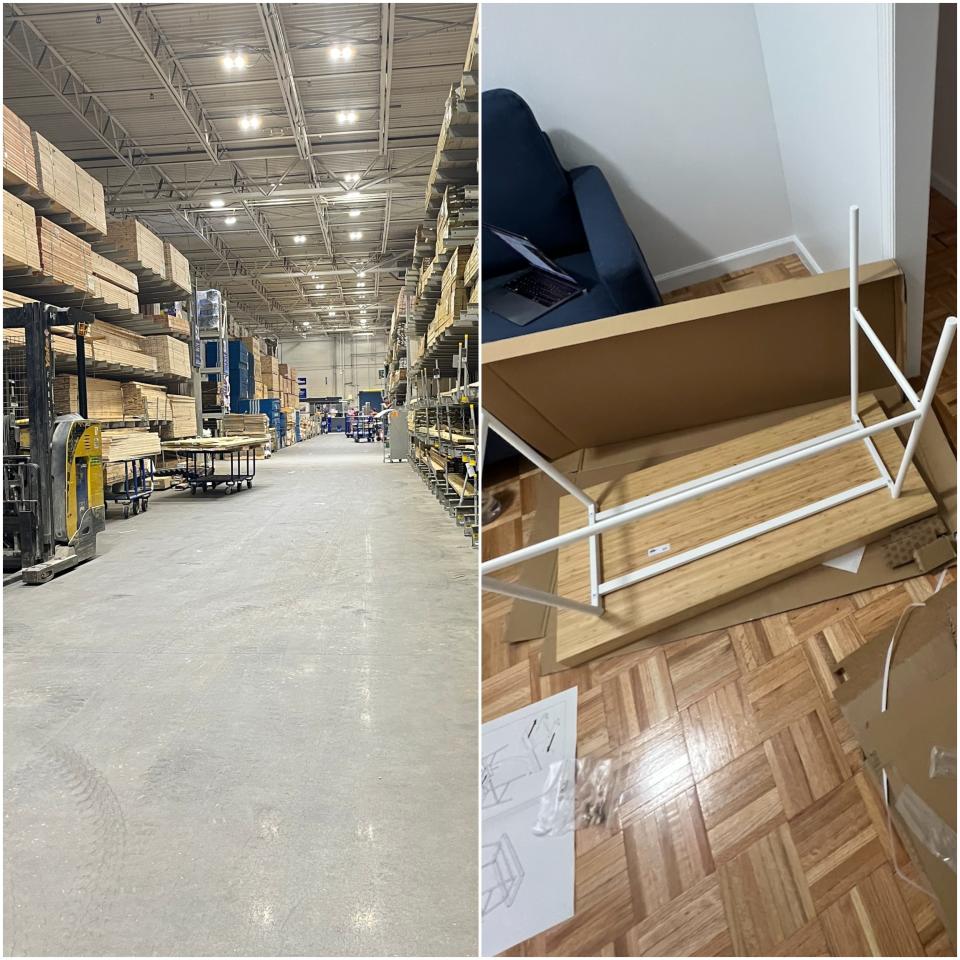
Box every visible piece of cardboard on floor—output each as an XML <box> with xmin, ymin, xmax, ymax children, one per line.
<box><xmin>834</xmin><ymin>581</ymin><xmax>957</xmax><ymax>947</ymax></box>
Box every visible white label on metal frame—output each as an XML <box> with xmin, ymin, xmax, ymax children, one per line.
<box><xmin>647</xmin><ymin>543</ymin><xmax>671</xmax><ymax>558</ymax></box>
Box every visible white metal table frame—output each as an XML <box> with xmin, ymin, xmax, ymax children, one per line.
<box><xmin>481</xmin><ymin>206</ymin><xmax>958</xmax><ymax>618</ymax></box>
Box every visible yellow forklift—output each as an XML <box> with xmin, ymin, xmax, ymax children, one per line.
<box><xmin>3</xmin><ymin>302</ymin><xmax>105</xmax><ymax>584</ymax></box>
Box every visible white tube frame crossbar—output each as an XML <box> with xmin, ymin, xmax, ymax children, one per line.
<box><xmin>481</xmin><ymin>205</ymin><xmax>958</xmax><ymax>616</ymax></box>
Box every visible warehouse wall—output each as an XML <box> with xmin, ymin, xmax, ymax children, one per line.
<box><xmin>481</xmin><ymin>3</ymin><xmax>795</xmax><ymax>286</ymax></box>
<box><xmin>278</xmin><ymin>335</ymin><xmax>387</xmax><ymax>401</ymax></box>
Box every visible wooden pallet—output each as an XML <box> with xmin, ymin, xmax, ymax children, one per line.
<box><xmin>554</xmin><ymin>395</ymin><xmax>939</xmax><ymax>667</ymax></box>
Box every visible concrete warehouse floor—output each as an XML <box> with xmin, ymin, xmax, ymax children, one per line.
<box><xmin>3</xmin><ymin>436</ymin><xmax>478</xmax><ymax>957</ymax></box>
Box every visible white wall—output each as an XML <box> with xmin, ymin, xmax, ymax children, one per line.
<box><xmin>278</xmin><ymin>335</ymin><xmax>387</xmax><ymax>401</ymax></box>
<box><xmin>482</xmin><ymin>3</ymin><xmax>795</xmax><ymax>283</ymax></box>
<box><xmin>755</xmin><ymin>3</ymin><xmax>889</xmax><ymax>272</ymax></box>
<box><xmin>931</xmin><ymin>3</ymin><xmax>957</xmax><ymax>201</ymax></box>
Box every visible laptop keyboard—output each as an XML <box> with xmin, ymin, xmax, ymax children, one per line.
<box><xmin>507</xmin><ymin>271</ymin><xmax>578</xmax><ymax>306</ymax></box>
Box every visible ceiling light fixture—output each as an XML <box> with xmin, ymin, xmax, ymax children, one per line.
<box><xmin>349</xmin><ymin>231</ymin><xmax>363</xmax><ymax>241</ymax></box>
<box><xmin>348</xmin><ymin>209</ymin><xmax>361</xmax><ymax>218</ymax></box>
<box><xmin>329</xmin><ymin>45</ymin><xmax>354</xmax><ymax>62</ymax></box>
<box><xmin>209</xmin><ymin>198</ymin><xmax>225</xmax><ymax>209</ymax></box>
<box><xmin>357</xmin><ymin>270</ymin><xmax>367</xmax><ymax>277</ymax></box>
<box><xmin>328</xmin><ymin>309</ymin><xmax>336</xmax><ymax>317</ymax></box>
<box><xmin>223</xmin><ymin>52</ymin><xmax>246</xmax><ymax>71</ymax></box>
<box><xmin>343</xmin><ymin>172</ymin><xmax>360</xmax><ymax>184</ymax></box>
<box><xmin>239</xmin><ymin>114</ymin><xmax>261</xmax><ymax>131</ymax></box>
<box><xmin>343</xmin><ymin>190</ymin><xmax>361</xmax><ymax>201</ymax></box>
<box><xmin>315</xmin><ymin>283</ymin><xmax>324</xmax><ymax>289</ymax></box>
<box><xmin>224</xmin><ymin>216</ymin><xmax>237</xmax><ymax>225</ymax></box>
<box><xmin>357</xmin><ymin>281</ymin><xmax>366</xmax><ymax>288</ymax></box>
<box><xmin>293</xmin><ymin>234</ymin><xmax>306</xmax><ymax>244</ymax></box>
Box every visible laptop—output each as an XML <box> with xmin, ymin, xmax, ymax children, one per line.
<box><xmin>484</xmin><ymin>226</ymin><xmax>587</xmax><ymax>326</ymax></box>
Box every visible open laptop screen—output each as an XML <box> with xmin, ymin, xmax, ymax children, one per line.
<box><xmin>487</xmin><ymin>226</ymin><xmax>578</xmax><ymax>283</ymax></box>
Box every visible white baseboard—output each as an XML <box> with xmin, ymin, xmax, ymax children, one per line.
<box><xmin>654</xmin><ymin>235</ymin><xmax>822</xmax><ymax>294</ymax></box>
<box><xmin>931</xmin><ymin>170</ymin><xmax>957</xmax><ymax>205</ymax></box>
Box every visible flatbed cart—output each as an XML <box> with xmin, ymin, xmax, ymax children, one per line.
<box><xmin>352</xmin><ymin>414</ymin><xmax>378</xmax><ymax>443</ymax></box>
<box><xmin>161</xmin><ymin>437</ymin><xmax>265</xmax><ymax>495</ymax></box>
<box><xmin>103</xmin><ymin>456</ymin><xmax>154</xmax><ymax>518</ymax></box>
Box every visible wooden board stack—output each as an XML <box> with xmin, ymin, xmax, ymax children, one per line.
<box><xmin>3</xmin><ymin>107</ymin><xmax>39</xmax><ymax>190</ymax></box>
<box><xmin>430</xmin><ymin>245</ymin><xmax>468</xmax><ymax>342</ymax></box>
<box><xmin>121</xmin><ymin>382</ymin><xmax>169</xmax><ymax>420</ymax></box>
<box><xmin>128</xmin><ymin>312</ymin><xmax>190</xmax><ymax>339</ymax></box>
<box><xmin>90</xmin><ymin>251</ymin><xmax>138</xmax><ymax>293</ymax></box>
<box><xmin>87</xmin><ymin>275</ymin><xmax>138</xmax><ymax>314</ymax></box>
<box><xmin>53</xmin><ymin>375</ymin><xmax>124</xmax><ymax>420</ymax></box>
<box><xmin>3</xmin><ymin>190</ymin><xmax>41</xmax><ymax>271</ymax></box>
<box><xmin>34</xmin><ymin>133</ymin><xmax>107</xmax><ymax>236</ymax></box>
<box><xmin>162</xmin><ymin>395</ymin><xmax>197</xmax><ymax>438</ymax></box>
<box><xmin>140</xmin><ymin>334</ymin><xmax>191</xmax><ymax>378</ymax></box>
<box><xmin>222</xmin><ymin>413</ymin><xmax>269</xmax><ymax>437</ymax></box>
<box><xmin>163</xmin><ymin>241</ymin><xmax>191</xmax><ymax>295</ymax></box>
<box><xmin>38</xmin><ymin>217</ymin><xmax>91</xmax><ymax>289</ymax></box>
<box><xmin>435</xmin><ymin>185</ymin><xmax>478</xmax><ymax>255</ymax></box>
<box><xmin>105</xmin><ymin>219</ymin><xmax>166</xmax><ymax>278</ymax></box>
<box><xmin>100</xmin><ymin>427</ymin><xmax>161</xmax><ymax>461</ymax></box>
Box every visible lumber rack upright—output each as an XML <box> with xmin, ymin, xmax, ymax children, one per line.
<box><xmin>481</xmin><ymin>205</ymin><xmax>958</xmax><ymax>617</ymax></box>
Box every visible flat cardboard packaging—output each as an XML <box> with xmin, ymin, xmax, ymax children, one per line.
<box><xmin>834</xmin><ymin>581</ymin><xmax>957</xmax><ymax>947</ymax></box>
<box><xmin>481</xmin><ymin>261</ymin><xmax>957</xmax><ymax>668</ymax></box>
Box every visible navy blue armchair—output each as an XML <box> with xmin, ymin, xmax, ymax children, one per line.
<box><xmin>482</xmin><ymin>89</ymin><xmax>662</xmax><ymax>344</ymax></box>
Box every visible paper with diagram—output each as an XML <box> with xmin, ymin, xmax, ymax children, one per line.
<box><xmin>481</xmin><ymin>686</ymin><xmax>578</xmax><ymax>956</ymax></box>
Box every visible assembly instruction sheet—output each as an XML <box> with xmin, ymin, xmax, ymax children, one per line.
<box><xmin>480</xmin><ymin>687</ymin><xmax>578</xmax><ymax>956</ymax></box>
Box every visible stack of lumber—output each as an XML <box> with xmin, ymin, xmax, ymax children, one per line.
<box><xmin>105</xmin><ymin>219</ymin><xmax>166</xmax><ymax>277</ymax></box>
<box><xmin>413</xmin><ymin>223</ymin><xmax>436</xmax><ymax>263</ymax></box>
<box><xmin>34</xmin><ymin>133</ymin><xmax>107</xmax><ymax>235</ymax></box>
<box><xmin>90</xmin><ymin>251</ymin><xmax>138</xmax><ymax>293</ymax></box>
<box><xmin>87</xmin><ymin>275</ymin><xmax>138</xmax><ymax>313</ymax></box>
<box><xmin>3</xmin><ymin>106</ymin><xmax>39</xmax><ymax>190</ymax></box>
<box><xmin>4</xmin><ymin>190</ymin><xmax>40</xmax><ymax>271</ymax></box>
<box><xmin>464</xmin><ymin>239</ymin><xmax>479</xmax><ymax>300</ymax></box>
<box><xmin>163</xmin><ymin>241</ymin><xmax>191</xmax><ymax>294</ymax></box>
<box><xmin>251</xmin><ymin>352</ymin><xmax>263</xmax><ymax>398</ymax></box>
<box><xmin>129</xmin><ymin>312</ymin><xmax>190</xmax><ymax>338</ymax></box>
<box><xmin>100</xmin><ymin>427</ymin><xmax>161</xmax><ymax>461</ymax></box>
<box><xmin>53</xmin><ymin>375</ymin><xmax>124</xmax><ymax>420</ymax></box>
<box><xmin>431</xmin><ymin>245</ymin><xmax>468</xmax><ymax>342</ymax></box>
<box><xmin>38</xmin><ymin>217</ymin><xmax>91</xmax><ymax>289</ymax></box>
<box><xmin>435</xmin><ymin>185</ymin><xmax>478</xmax><ymax>255</ymax></box>
<box><xmin>162</xmin><ymin>395</ymin><xmax>197</xmax><ymax>438</ymax></box>
<box><xmin>3</xmin><ymin>290</ymin><xmax>34</xmax><ymax>308</ymax></box>
<box><xmin>140</xmin><ymin>334</ymin><xmax>191</xmax><ymax>378</ymax></box>
<box><xmin>223</xmin><ymin>413</ymin><xmax>269</xmax><ymax>436</ymax></box>
<box><xmin>121</xmin><ymin>382</ymin><xmax>169</xmax><ymax>420</ymax></box>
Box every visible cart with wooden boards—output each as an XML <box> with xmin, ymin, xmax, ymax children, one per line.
<box><xmin>161</xmin><ymin>436</ymin><xmax>266</xmax><ymax>495</ymax></box>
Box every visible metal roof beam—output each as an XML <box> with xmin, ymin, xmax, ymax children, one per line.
<box><xmin>110</xmin><ymin>4</ymin><xmax>224</xmax><ymax>165</ymax></box>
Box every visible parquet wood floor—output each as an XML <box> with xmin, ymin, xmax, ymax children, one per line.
<box><xmin>482</xmin><ymin>199</ymin><xmax>956</xmax><ymax>955</ymax></box>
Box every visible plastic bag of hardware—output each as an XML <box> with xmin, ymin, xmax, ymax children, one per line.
<box><xmin>929</xmin><ymin>746</ymin><xmax>957</xmax><ymax>780</ymax></box>
<box><xmin>895</xmin><ymin>783</ymin><xmax>957</xmax><ymax>873</ymax></box>
<box><xmin>532</xmin><ymin>758</ymin><xmax>623</xmax><ymax>836</ymax></box>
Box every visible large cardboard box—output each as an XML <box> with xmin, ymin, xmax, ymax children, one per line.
<box><xmin>483</xmin><ymin>261</ymin><xmax>957</xmax><ymax>667</ymax></box>
<box><xmin>835</xmin><ymin>581</ymin><xmax>957</xmax><ymax>947</ymax></box>
<box><xmin>484</xmin><ymin>260</ymin><xmax>907</xmax><ymax>459</ymax></box>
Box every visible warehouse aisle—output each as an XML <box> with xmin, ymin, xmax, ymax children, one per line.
<box><xmin>3</xmin><ymin>437</ymin><xmax>477</xmax><ymax>957</ymax></box>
